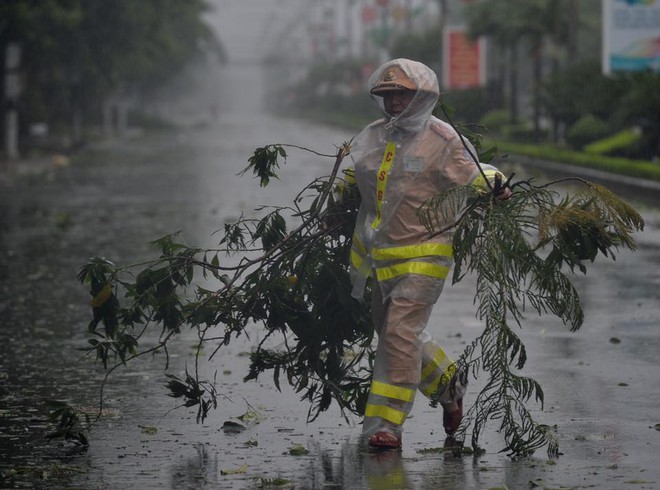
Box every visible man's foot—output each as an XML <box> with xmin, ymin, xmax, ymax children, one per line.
<box><xmin>368</xmin><ymin>431</ymin><xmax>402</xmax><ymax>450</ymax></box>
<box><xmin>442</xmin><ymin>397</ymin><xmax>463</xmax><ymax>436</ymax></box>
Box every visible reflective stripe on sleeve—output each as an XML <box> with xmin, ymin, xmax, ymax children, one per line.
<box><xmin>343</xmin><ymin>167</ymin><xmax>356</xmax><ymax>185</ymax></box>
<box><xmin>375</xmin><ymin>261</ymin><xmax>450</xmax><ymax>282</ymax></box>
<box><xmin>352</xmin><ymin>234</ymin><xmax>367</xmax><ymax>254</ymax></box>
<box><xmin>472</xmin><ymin>169</ymin><xmax>502</xmax><ymax>189</ymax></box>
<box><xmin>350</xmin><ymin>234</ymin><xmax>367</xmax><ymax>269</ymax></box>
<box><xmin>370</xmin><ymin>380</ymin><xmax>416</xmax><ymax>402</ymax></box>
<box><xmin>350</xmin><ymin>249</ymin><xmax>363</xmax><ymax>269</ymax></box>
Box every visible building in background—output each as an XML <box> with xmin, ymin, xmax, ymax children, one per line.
<box><xmin>442</xmin><ymin>25</ymin><xmax>486</xmax><ymax>90</ymax></box>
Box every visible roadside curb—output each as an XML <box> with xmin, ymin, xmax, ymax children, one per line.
<box><xmin>0</xmin><ymin>138</ymin><xmax>129</xmax><ymax>186</ymax></box>
<box><xmin>0</xmin><ymin>154</ymin><xmax>72</xmax><ymax>184</ymax></box>
<box><xmin>505</xmin><ymin>154</ymin><xmax>660</xmax><ymax>204</ymax></box>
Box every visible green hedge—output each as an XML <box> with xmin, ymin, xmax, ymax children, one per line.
<box><xmin>479</xmin><ymin>109</ymin><xmax>512</xmax><ymax>133</ymax></box>
<box><xmin>584</xmin><ymin>128</ymin><xmax>642</xmax><ymax>156</ymax></box>
<box><xmin>498</xmin><ymin>141</ymin><xmax>660</xmax><ymax>182</ymax></box>
<box><xmin>566</xmin><ymin>114</ymin><xmax>609</xmax><ymax>149</ymax></box>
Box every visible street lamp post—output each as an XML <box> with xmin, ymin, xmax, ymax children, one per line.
<box><xmin>376</xmin><ymin>0</ymin><xmax>390</xmax><ymax>62</ymax></box>
<box><xmin>4</xmin><ymin>42</ymin><xmax>21</xmax><ymax>161</ymax></box>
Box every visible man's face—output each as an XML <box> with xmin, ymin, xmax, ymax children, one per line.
<box><xmin>383</xmin><ymin>90</ymin><xmax>416</xmax><ymax>117</ymax></box>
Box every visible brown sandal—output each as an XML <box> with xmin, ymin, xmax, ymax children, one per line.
<box><xmin>368</xmin><ymin>431</ymin><xmax>402</xmax><ymax>450</ymax></box>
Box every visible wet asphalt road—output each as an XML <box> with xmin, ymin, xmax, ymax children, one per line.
<box><xmin>2</xmin><ymin>57</ymin><xmax>660</xmax><ymax>490</ymax></box>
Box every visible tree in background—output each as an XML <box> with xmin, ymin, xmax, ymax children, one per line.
<box><xmin>540</xmin><ymin>61</ymin><xmax>629</xmax><ymax>135</ymax></box>
<box><xmin>0</xmin><ymin>0</ymin><xmax>216</xmax><ymax>152</ymax></box>
<box><xmin>464</xmin><ymin>0</ymin><xmax>601</xmax><ymax>140</ymax></box>
<box><xmin>614</xmin><ymin>72</ymin><xmax>660</xmax><ymax>160</ymax></box>
<box><xmin>389</xmin><ymin>25</ymin><xmax>443</xmax><ymax>71</ymax></box>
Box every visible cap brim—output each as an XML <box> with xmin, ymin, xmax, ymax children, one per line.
<box><xmin>370</xmin><ymin>82</ymin><xmax>417</xmax><ymax>96</ymax></box>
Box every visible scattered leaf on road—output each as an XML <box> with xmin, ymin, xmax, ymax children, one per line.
<box><xmin>288</xmin><ymin>444</ymin><xmax>309</xmax><ymax>456</ymax></box>
<box><xmin>222</xmin><ymin>420</ymin><xmax>247</xmax><ymax>433</ymax></box>
<box><xmin>221</xmin><ymin>463</ymin><xmax>248</xmax><ymax>475</ymax></box>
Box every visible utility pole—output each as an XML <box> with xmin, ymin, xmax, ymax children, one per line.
<box><xmin>346</xmin><ymin>0</ymin><xmax>355</xmax><ymax>59</ymax></box>
<box><xmin>436</xmin><ymin>0</ymin><xmax>449</xmax><ymax>86</ymax></box>
<box><xmin>4</xmin><ymin>42</ymin><xmax>21</xmax><ymax>161</ymax></box>
<box><xmin>405</xmin><ymin>0</ymin><xmax>412</xmax><ymax>33</ymax></box>
<box><xmin>376</xmin><ymin>0</ymin><xmax>390</xmax><ymax>63</ymax></box>
<box><xmin>567</xmin><ymin>0</ymin><xmax>578</xmax><ymax>65</ymax></box>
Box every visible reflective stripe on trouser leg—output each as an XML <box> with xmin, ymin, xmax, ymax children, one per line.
<box><xmin>363</xmin><ymin>380</ymin><xmax>416</xmax><ymax>435</ymax></box>
<box><xmin>418</xmin><ymin>333</ymin><xmax>465</xmax><ymax>403</ymax></box>
<box><xmin>363</xmin><ymin>290</ymin><xmax>434</xmax><ymax>437</ymax></box>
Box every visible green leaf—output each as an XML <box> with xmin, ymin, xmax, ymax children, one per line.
<box><xmin>288</xmin><ymin>443</ymin><xmax>309</xmax><ymax>456</ymax></box>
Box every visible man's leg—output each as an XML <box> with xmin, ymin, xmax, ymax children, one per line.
<box><xmin>363</xmin><ymin>292</ymin><xmax>434</xmax><ymax>447</ymax></box>
<box><xmin>418</xmin><ymin>332</ymin><xmax>466</xmax><ymax>435</ymax></box>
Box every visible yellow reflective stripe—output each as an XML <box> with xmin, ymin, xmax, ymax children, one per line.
<box><xmin>343</xmin><ymin>167</ymin><xmax>356</xmax><ymax>185</ymax></box>
<box><xmin>350</xmin><ymin>234</ymin><xmax>366</xmax><ymax>269</ymax></box>
<box><xmin>365</xmin><ymin>404</ymin><xmax>407</xmax><ymax>425</ymax></box>
<box><xmin>371</xmin><ymin>141</ymin><xmax>397</xmax><ymax>229</ymax></box>
<box><xmin>376</xmin><ymin>261</ymin><xmax>450</xmax><ymax>282</ymax></box>
<box><xmin>371</xmin><ymin>380</ymin><xmax>415</xmax><ymax>402</ymax></box>
<box><xmin>421</xmin><ymin>363</ymin><xmax>457</xmax><ymax>398</ymax></box>
<box><xmin>335</xmin><ymin>167</ymin><xmax>357</xmax><ymax>194</ymax></box>
<box><xmin>472</xmin><ymin>170</ymin><xmax>502</xmax><ymax>189</ymax></box>
<box><xmin>372</xmin><ymin>243</ymin><xmax>453</xmax><ymax>261</ymax></box>
<box><xmin>352</xmin><ymin>234</ymin><xmax>366</xmax><ymax>254</ymax></box>
<box><xmin>421</xmin><ymin>347</ymin><xmax>448</xmax><ymax>380</ymax></box>
<box><xmin>420</xmin><ymin>376</ymin><xmax>440</xmax><ymax>398</ymax></box>
<box><xmin>350</xmin><ymin>249</ymin><xmax>363</xmax><ymax>269</ymax></box>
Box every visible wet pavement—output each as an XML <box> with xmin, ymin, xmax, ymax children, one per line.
<box><xmin>1</xmin><ymin>57</ymin><xmax>659</xmax><ymax>489</ymax></box>
<box><xmin>2</xmin><ymin>3</ymin><xmax>660</xmax><ymax>488</ymax></box>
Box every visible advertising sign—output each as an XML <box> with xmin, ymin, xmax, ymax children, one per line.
<box><xmin>603</xmin><ymin>0</ymin><xmax>660</xmax><ymax>73</ymax></box>
<box><xmin>442</xmin><ymin>26</ymin><xmax>486</xmax><ymax>90</ymax></box>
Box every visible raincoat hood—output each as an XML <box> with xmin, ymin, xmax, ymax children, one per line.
<box><xmin>368</xmin><ymin>58</ymin><xmax>440</xmax><ymax>133</ymax></box>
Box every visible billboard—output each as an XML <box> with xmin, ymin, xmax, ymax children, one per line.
<box><xmin>603</xmin><ymin>0</ymin><xmax>660</xmax><ymax>74</ymax></box>
<box><xmin>442</xmin><ymin>26</ymin><xmax>486</xmax><ymax>90</ymax></box>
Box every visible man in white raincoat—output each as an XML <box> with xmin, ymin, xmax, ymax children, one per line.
<box><xmin>348</xmin><ymin>58</ymin><xmax>510</xmax><ymax>450</ymax></box>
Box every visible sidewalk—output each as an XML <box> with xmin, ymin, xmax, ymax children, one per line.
<box><xmin>0</xmin><ymin>153</ymin><xmax>72</xmax><ymax>185</ymax></box>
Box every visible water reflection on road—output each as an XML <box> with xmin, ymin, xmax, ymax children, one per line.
<box><xmin>1</xmin><ymin>58</ymin><xmax>659</xmax><ymax>489</ymax></box>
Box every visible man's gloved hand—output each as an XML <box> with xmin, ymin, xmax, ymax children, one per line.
<box><xmin>493</xmin><ymin>172</ymin><xmax>512</xmax><ymax>200</ymax></box>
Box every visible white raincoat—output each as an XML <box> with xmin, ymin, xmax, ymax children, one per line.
<box><xmin>349</xmin><ymin>59</ymin><xmax>502</xmax><ymax>440</ymax></box>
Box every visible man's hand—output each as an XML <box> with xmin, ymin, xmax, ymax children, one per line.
<box><xmin>493</xmin><ymin>172</ymin><xmax>513</xmax><ymax>200</ymax></box>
